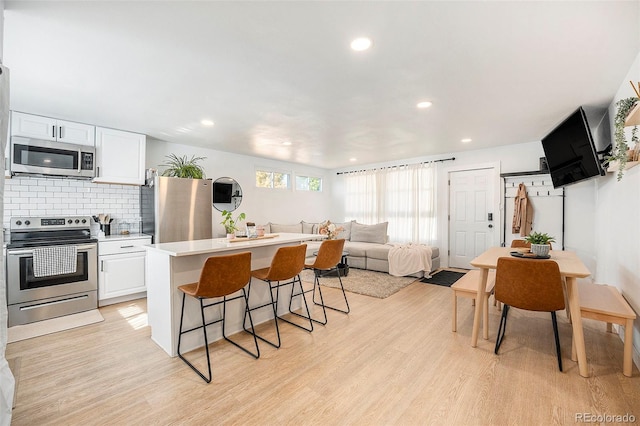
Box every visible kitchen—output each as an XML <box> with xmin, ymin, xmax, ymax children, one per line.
<box><xmin>2</xmin><ymin>110</ymin><xmax>334</xmax><ymax>330</ymax></box>
<box><xmin>3</xmin><ymin>111</ymin><xmax>152</xmax><ymax>328</ymax></box>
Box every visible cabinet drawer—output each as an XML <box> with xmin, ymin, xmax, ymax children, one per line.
<box><xmin>99</xmin><ymin>237</ymin><xmax>151</xmax><ymax>255</ymax></box>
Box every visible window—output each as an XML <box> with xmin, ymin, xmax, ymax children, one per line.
<box><xmin>342</xmin><ymin>163</ymin><xmax>437</xmax><ymax>244</ymax></box>
<box><xmin>255</xmin><ymin>169</ymin><xmax>290</xmax><ymax>189</ymax></box>
<box><xmin>295</xmin><ymin>175</ymin><xmax>322</xmax><ymax>192</ymax></box>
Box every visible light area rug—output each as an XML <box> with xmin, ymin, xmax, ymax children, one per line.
<box><xmin>7</xmin><ymin>309</ymin><xmax>104</xmax><ymax>343</ymax></box>
<box><xmin>300</xmin><ymin>268</ymin><xmax>417</xmax><ymax>299</ymax></box>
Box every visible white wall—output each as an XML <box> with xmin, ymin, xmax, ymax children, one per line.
<box><xmin>595</xmin><ymin>51</ymin><xmax>640</xmax><ymax>361</ymax></box>
<box><xmin>146</xmin><ymin>139</ymin><xmax>334</xmax><ymax>237</ymax></box>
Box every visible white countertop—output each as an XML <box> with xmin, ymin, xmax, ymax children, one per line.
<box><xmin>145</xmin><ymin>233</ymin><xmax>323</xmax><ymax>257</ymax></box>
<box><xmin>97</xmin><ymin>233</ymin><xmax>151</xmax><ymax>242</ymax></box>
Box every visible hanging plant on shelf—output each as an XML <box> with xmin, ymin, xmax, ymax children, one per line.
<box><xmin>161</xmin><ymin>154</ymin><xmax>206</xmax><ymax>179</ymax></box>
<box><xmin>605</xmin><ymin>88</ymin><xmax>640</xmax><ymax>181</ymax></box>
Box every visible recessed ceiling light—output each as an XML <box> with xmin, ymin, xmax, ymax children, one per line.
<box><xmin>282</xmin><ymin>141</ymin><xmax>292</xmax><ymax>146</ymax></box>
<box><xmin>350</xmin><ymin>37</ymin><xmax>372</xmax><ymax>51</ymax></box>
<box><xmin>349</xmin><ymin>158</ymin><xmax>357</xmax><ymax>162</ymax></box>
<box><xmin>416</xmin><ymin>101</ymin><xmax>432</xmax><ymax>109</ymax></box>
<box><xmin>461</xmin><ymin>138</ymin><xmax>472</xmax><ymax>143</ymax></box>
<box><xmin>200</xmin><ymin>119</ymin><xmax>215</xmax><ymax>126</ymax></box>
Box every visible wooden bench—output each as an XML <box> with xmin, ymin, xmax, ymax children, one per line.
<box><xmin>571</xmin><ymin>282</ymin><xmax>637</xmax><ymax>377</ymax></box>
<box><xmin>452</xmin><ymin>269</ymin><xmax>496</xmax><ymax>340</ymax></box>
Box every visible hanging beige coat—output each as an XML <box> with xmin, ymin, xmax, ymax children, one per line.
<box><xmin>512</xmin><ymin>183</ymin><xmax>533</xmax><ymax>236</ymax></box>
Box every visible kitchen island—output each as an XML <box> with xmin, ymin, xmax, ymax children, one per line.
<box><xmin>145</xmin><ymin>233</ymin><xmax>322</xmax><ymax>356</ymax></box>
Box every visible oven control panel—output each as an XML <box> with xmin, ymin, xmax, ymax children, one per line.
<box><xmin>11</xmin><ymin>216</ymin><xmax>91</xmax><ymax>231</ymax></box>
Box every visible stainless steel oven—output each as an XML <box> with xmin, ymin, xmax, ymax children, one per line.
<box><xmin>6</xmin><ymin>216</ymin><xmax>98</xmax><ymax>327</ymax></box>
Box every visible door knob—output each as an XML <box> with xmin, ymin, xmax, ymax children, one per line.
<box><xmin>488</xmin><ymin>224</ymin><xmax>493</xmax><ymax>228</ymax></box>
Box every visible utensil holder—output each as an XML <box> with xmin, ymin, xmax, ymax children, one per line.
<box><xmin>100</xmin><ymin>224</ymin><xmax>111</xmax><ymax>236</ymax></box>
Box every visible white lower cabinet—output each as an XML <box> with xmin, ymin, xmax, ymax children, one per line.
<box><xmin>98</xmin><ymin>235</ymin><xmax>151</xmax><ymax>306</ymax></box>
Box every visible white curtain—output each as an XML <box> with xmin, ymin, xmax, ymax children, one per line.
<box><xmin>342</xmin><ymin>162</ymin><xmax>437</xmax><ymax>245</ymax></box>
<box><xmin>0</xmin><ymin>63</ymin><xmax>14</xmax><ymax>426</ymax></box>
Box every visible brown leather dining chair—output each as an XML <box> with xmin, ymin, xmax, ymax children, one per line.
<box><xmin>511</xmin><ymin>239</ymin><xmax>530</xmax><ymax>249</ymax></box>
<box><xmin>494</xmin><ymin>256</ymin><xmax>566</xmax><ymax>371</ymax></box>
<box><xmin>511</xmin><ymin>239</ymin><xmax>553</xmax><ymax>250</ymax></box>
<box><xmin>299</xmin><ymin>238</ymin><xmax>349</xmax><ymax>325</ymax></box>
<box><xmin>177</xmin><ymin>251</ymin><xmax>259</xmax><ymax>383</ymax></box>
<box><xmin>244</xmin><ymin>244</ymin><xmax>311</xmax><ymax>348</ymax></box>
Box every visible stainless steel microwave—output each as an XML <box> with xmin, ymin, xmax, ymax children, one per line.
<box><xmin>10</xmin><ymin>136</ymin><xmax>96</xmax><ymax>178</ymax></box>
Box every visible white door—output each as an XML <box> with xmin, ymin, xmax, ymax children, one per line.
<box><xmin>449</xmin><ymin>168</ymin><xmax>496</xmax><ymax>268</ymax></box>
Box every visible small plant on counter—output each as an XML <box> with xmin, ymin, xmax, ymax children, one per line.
<box><xmin>161</xmin><ymin>154</ymin><xmax>206</xmax><ymax>179</ymax></box>
<box><xmin>221</xmin><ymin>210</ymin><xmax>246</xmax><ymax>235</ymax></box>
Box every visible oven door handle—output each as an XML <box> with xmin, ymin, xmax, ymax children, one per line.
<box><xmin>8</xmin><ymin>244</ymin><xmax>97</xmax><ymax>255</ymax></box>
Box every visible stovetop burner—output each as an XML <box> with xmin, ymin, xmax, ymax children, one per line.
<box><xmin>8</xmin><ymin>216</ymin><xmax>96</xmax><ymax>249</ymax></box>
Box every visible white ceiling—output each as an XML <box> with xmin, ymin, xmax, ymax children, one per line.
<box><xmin>3</xmin><ymin>1</ymin><xmax>639</xmax><ymax>169</ymax></box>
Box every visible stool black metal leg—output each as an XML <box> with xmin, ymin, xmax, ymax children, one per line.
<box><xmin>283</xmin><ymin>275</ymin><xmax>314</xmax><ymax>331</ymax></box>
<box><xmin>243</xmin><ymin>280</ymin><xmax>282</xmax><ymax>349</ymax></box>
<box><xmin>291</xmin><ymin>272</ymin><xmax>327</xmax><ymax>325</ymax></box>
<box><xmin>221</xmin><ymin>291</ymin><xmax>260</xmax><ymax>359</ymax></box>
<box><xmin>551</xmin><ymin>311</ymin><xmax>563</xmax><ymax>372</ymax></box>
<box><xmin>312</xmin><ymin>267</ymin><xmax>350</xmax><ymax>314</ymax></box>
<box><xmin>177</xmin><ymin>294</ymin><xmax>212</xmax><ymax>383</ymax></box>
<box><xmin>494</xmin><ymin>304</ymin><xmax>510</xmax><ymax>355</ymax></box>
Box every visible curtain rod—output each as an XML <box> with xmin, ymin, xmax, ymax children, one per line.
<box><xmin>336</xmin><ymin>157</ymin><xmax>455</xmax><ymax>175</ymax></box>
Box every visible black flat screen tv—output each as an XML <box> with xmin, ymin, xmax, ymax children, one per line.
<box><xmin>213</xmin><ymin>182</ymin><xmax>233</xmax><ymax>203</ymax></box>
<box><xmin>541</xmin><ymin>106</ymin><xmax>605</xmax><ymax>188</ymax></box>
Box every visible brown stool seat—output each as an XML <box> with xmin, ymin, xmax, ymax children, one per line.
<box><xmin>244</xmin><ymin>244</ymin><xmax>311</xmax><ymax>349</ymax></box>
<box><xmin>177</xmin><ymin>252</ymin><xmax>259</xmax><ymax>383</ymax></box>
<box><xmin>301</xmin><ymin>239</ymin><xmax>349</xmax><ymax>324</ymax></box>
<box><xmin>250</xmin><ymin>267</ymin><xmax>270</xmax><ymax>281</ymax></box>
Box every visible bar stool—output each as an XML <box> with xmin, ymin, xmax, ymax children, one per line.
<box><xmin>244</xmin><ymin>244</ymin><xmax>311</xmax><ymax>349</ymax></box>
<box><xmin>299</xmin><ymin>238</ymin><xmax>349</xmax><ymax>325</ymax></box>
<box><xmin>177</xmin><ymin>252</ymin><xmax>259</xmax><ymax>383</ymax></box>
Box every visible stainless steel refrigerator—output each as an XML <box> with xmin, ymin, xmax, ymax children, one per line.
<box><xmin>141</xmin><ymin>176</ymin><xmax>213</xmax><ymax>243</ymax></box>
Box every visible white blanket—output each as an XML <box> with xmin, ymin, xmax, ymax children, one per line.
<box><xmin>388</xmin><ymin>243</ymin><xmax>433</xmax><ymax>277</ymax></box>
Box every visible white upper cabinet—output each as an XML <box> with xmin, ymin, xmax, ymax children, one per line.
<box><xmin>11</xmin><ymin>111</ymin><xmax>95</xmax><ymax>146</ymax></box>
<box><xmin>94</xmin><ymin>127</ymin><xmax>146</xmax><ymax>185</ymax></box>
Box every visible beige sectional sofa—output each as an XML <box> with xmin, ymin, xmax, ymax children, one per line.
<box><xmin>262</xmin><ymin>220</ymin><xmax>440</xmax><ymax>277</ymax></box>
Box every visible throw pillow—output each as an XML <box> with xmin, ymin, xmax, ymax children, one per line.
<box><xmin>302</xmin><ymin>221</ymin><xmax>317</xmax><ymax>234</ymax></box>
<box><xmin>269</xmin><ymin>222</ymin><xmax>303</xmax><ymax>233</ymax></box>
<box><xmin>332</xmin><ymin>221</ymin><xmax>353</xmax><ymax>240</ymax></box>
<box><xmin>350</xmin><ymin>221</ymin><xmax>388</xmax><ymax>244</ymax></box>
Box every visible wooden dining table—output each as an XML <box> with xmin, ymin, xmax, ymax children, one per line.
<box><xmin>470</xmin><ymin>247</ymin><xmax>592</xmax><ymax>377</ymax></box>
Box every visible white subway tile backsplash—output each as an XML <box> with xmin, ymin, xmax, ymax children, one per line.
<box><xmin>3</xmin><ymin>176</ymin><xmax>141</xmax><ymax>227</ymax></box>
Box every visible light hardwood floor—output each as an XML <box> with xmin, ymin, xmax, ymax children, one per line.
<box><xmin>6</xmin><ymin>279</ymin><xmax>640</xmax><ymax>425</ymax></box>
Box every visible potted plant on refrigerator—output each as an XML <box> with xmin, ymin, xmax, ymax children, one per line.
<box><xmin>161</xmin><ymin>154</ymin><xmax>207</xmax><ymax>179</ymax></box>
<box><xmin>524</xmin><ymin>232</ymin><xmax>555</xmax><ymax>257</ymax></box>
<box><xmin>221</xmin><ymin>210</ymin><xmax>246</xmax><ymax>239</ymax></box>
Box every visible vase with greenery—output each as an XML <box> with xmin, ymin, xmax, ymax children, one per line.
<box><xmin>605</xmin><ymin>97</ymin><xmax>639</xmax><ymax>181</ymax></box>
<box><xmin>161</xmin><ymin>154</ymin><xmax>206</xmax><ymax>179</ymax></box>
<box><xmin>221</xmin><ymin>210</ymin><xmax>246</xmax><ymax>238</ymax></box>
<box><xmin>524</xmin><ymin>232</ymin><xmax>555</xmax><ymax>257</ymax></box>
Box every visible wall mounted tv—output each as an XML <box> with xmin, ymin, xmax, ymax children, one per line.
<box><xmin>213</xmin><ymin>182</ymin><xmax>233</xmax><ymax>203</ymax></box>
<box><xmin>541</xmin><ymin>106</ymin><xmax>605</xmax><ymax>188</ymax></box>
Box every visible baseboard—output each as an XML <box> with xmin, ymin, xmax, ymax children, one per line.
<box><xmin>98</xmin><ymin>292</ymin><xmax>146</xmax><ymax>307</ymax></box>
